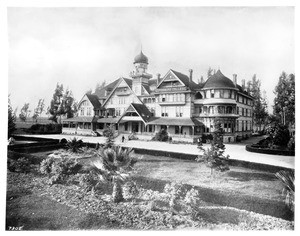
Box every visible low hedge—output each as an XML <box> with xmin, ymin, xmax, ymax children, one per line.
<box><xmin>246</xmin><ymin>145</ymin><xmax>295</xmax><ymax>156</ymax></box>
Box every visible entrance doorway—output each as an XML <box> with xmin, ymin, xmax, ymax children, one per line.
<box><xmin>132</xmin><ymin>122</ymin><xmax>139</xmax><ymax>133</ymax></box>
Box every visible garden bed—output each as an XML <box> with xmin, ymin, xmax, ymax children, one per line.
<box><xmin>6</xmin><ymin>149</ymin><xmax>294</xmax><ymax>230</ymax></box>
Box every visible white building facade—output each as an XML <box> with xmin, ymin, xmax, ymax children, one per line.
<box><xmin>63</xmin><ymin>51</ymin><xmax>254</xmax><ymax>143</ymax></box>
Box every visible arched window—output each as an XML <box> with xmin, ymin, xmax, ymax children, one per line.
<box><xmin>143</xmin><ymin>98</ymin><xmax>147</xmax><ymax>103</ymax></box>
<box><xmin>152</xmin><ymin>98</ymin><xmax>156</xmax><ymax>103</ymax></box>
<box><xmin>148</xmin><ymin>98</ymin><xmax>151</xmax><ymax>103</ymax></box>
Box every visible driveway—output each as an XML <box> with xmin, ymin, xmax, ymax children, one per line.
<box><xmin>17</xmin><ymin>134</ymin><xmax>294</xmax><ymax>169</ymax></box>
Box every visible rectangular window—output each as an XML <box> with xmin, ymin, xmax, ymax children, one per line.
<box><xmin>220</xmin><ymin>90</ymin><xmax>224</xmax><ymax>98</ymax></box>
<box><xmin>80</xmin><ymin>108</ymin><xmax>84</xmax><ymax>116</ymax></box>
<box><xmin>87</xmin><ymin>107</ymin><xmax>91</xmax><ymax>116</ymax></box>
<box><xmin>211</xmin><ymin>90</ymin><xmax>215</xmax><ymax>98</ymax></box>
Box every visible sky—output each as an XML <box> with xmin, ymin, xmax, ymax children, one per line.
<box><xmin>7</xmin><ymin>7</ymin><xmax>294</xmax><ymax>114</ymax></box>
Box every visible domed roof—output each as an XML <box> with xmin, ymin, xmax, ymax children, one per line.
<box><xmin>134</xmin><ymin>51</ymin><xmax>149</xmax><ymax>64</ymax></box>
<box><xmin>203</xmin><ymin>70</ymin><xmax>236</xmax><ymax>89</ymax></box>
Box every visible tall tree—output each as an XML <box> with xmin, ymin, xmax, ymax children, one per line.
<box><xmin>247</xmin><ymin>74</ymin><xmax>268</xmax><ymax>131</ymax></box>
<box><xmin>19</xmin><ymin>103</ymin><xmax>31</xmax><ymax>122</ymax></box>
<box><xmin>32</xmin><ymin>99</ymin><xmax>45</xmax><ymax>123</ymax></box>
<box><xmin>48</xmin><ymin>84</ymin><xmax>77</xmax><ymax>123</ymax></box>
<box><xmin>8</xmin><ymin>95</ymin><xmax>16</xmax><ymax>138</ymax></box>
<box><xmin>61</xmin><ymin>89</ymin><xmax>77</xmax><ymax>119</ymax></box>
<box><xmin>207</xmin><ymin>67</ymin><xmax>213</xmax><ymax>79</ymax></box>
<box><xmin>273</xmin><ymin>72</ymin><xmax>295</xmax><ymax>127</ymax></box>
<box><xmin>95</xmin><ymin>80</ymin><xmax>106</xmax><ymax>94</ymax></box>
<box><xmin>48</xmin><ymin>83</ymin><xmax>64</xmax><ymax>123</ymax></box>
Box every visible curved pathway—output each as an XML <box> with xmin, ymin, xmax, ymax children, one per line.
<box><xmin>17</xmin><ymin>134</ymin><xmax>294</xmax><ymax>169</ymax></box>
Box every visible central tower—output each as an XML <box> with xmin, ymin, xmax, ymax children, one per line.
<box><xmin>130</xmin><ymin>50</ymin><xmax>152</xmax><ymax>95</ymax></box>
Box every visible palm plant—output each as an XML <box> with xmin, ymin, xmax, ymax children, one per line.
<box><xmin>90</xmin><ymin>146</ymin><xmax>137</xmax><ymax>203</ymax></box>
<box><xmin>66</xmin><ymin>138</ymin><xmax>83</xmax><ymax>153</ymax></box>
<box><xmin>275</xmin><ymin>170</ymin><xmax>295</xmax><ymax>212</ymax></box>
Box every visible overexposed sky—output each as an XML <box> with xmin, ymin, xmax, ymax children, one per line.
<box><xmin>8</xmin><ymin>7</ymin><xmax>294</xmax><ymax>113</ymax></box>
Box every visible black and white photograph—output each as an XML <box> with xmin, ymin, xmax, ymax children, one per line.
<box><xmin>2</xmin><ymin>0</ymin><xmax>296</xmax><ymax>231</ymax></box>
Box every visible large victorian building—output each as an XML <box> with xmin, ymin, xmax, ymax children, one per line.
<box><xmin>62</xmin><ymin>51</ymin><xmax>254</xmax><ymax>142</ymax></box>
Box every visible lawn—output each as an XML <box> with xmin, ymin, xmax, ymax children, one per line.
<box><xmin>6</xmin><ymin>149</ymin><xmax>294</xmax><ymax>230</ymax></box>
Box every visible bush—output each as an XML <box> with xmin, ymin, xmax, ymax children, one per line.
<box><xmin>40</xmin><ymin>157</ymin><xmax>82</xmax><ymax>185</ymax></box>
<box><xmin>78</xmin><ymin>172</ymin><xmax>101</xmax><ymax>192</ymax></box>
<box><xmin>123</xmin><ymin>181</ymin><xmax>139</xmax><ymax>199</ymax></box>
<box><xmin>8</xmin><ymin>157</ymin><xmax>32</xmax><ymax>173</ymax></box>
<box><xmin>40</xmin><ymin>157</ymin><xmax>56</xmax><ymax>175</ymax></box>
<box><xmin>29</xmin><ymin>123</ymin><xmax>62</xmax><ymax>134</ymax></box>
<box><xmin>287</xmin><ymin>137</ymin><xmax>295</xmax><ymax>151</ymax></box>
<box><xmin>152</xmin><ymin>129</ymin><xmax>170</xmax><ymax>142</ymax></box>
<box><xmin>201</xmin><ymin>134</ymin><xmax>213</xmax><ymax>143</ymax></box>
<box><xmin>164</xmin><ymin>182</ymin><xmax>185</xmax><ymax>210</ymax></box>
<box><xmin>267</xmin><ymin>123</ymin><xmax>290</xmax><ymax>147</ymax></box>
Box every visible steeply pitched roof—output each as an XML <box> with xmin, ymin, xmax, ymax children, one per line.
<box><xmin>93</xmin><ymin>79</ymin><xmax>120</xmax><ymax>98</ymax></box>
<box><xmin>86</xmin><ymin>94</ymin><xmax>101</xmax><ymax>109</ymax></box>
<box><xmin>130</xmin><ymin>103</ymin><xmax>152</xmax><ymax>123</ymax></box>
<box><xmin>203</xmin><ymin>70</ymin><xmax>236</xmax><ymax>89</ymax></box>
<box><xmin>123</xmin><ymin>78</ymin><xmax>133</xmax><ymax>88</ymax></box>
<box><xmin>170</xmin><ymin>69</ymin><xmax>201</xmax><ymax>90</ymax></box>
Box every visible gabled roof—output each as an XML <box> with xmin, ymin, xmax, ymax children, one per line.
<box><xmin>93</xmin><ymin>79</ymin><xmax>120</xmax><ymax>98</ymax></box>
<box><xmin>130</xmin><ymin>103</ymin><xmax>153</xmax><ymax>123</ymax></box>
<box><xmin>123</xmin><ymin>78</ymin><xmax>133</xmax><ymax>88</ymax></box>
<box><xmin>168</xmin><ymin>69</ymin><xmax>201</xmax><ymax>90</ymax></box>
<box><xmin>142</xmin><ymin>84</ymin><xmax>151</xmax><ymax>94</ymax></box>
<box><xmin>203</xmin><ymin>70</ymin><xmax>236</xmax><ymax>89</ymax></box>
<box><xmin>86</xmin><ymin>94</ymin><xmax>101</xmax><ymax>109</ymax></box>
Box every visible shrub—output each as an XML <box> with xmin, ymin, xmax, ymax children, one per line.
<box><xmin>40</xmin><ymin>157</ymin><xmax>82</xmax><ymax>185</ymax></box>
<box><xmin>123</xmin><ymin>181</ymin><xmax>139</xmax><ymax>199</ymax></box>
<box><xmin>66</xmin><ymin>138</ymin><xmax>83</xmax><ymax>153</ymax></box>
<box><xmin>164</xmin><ymin>182</ymin><xmax>185</xmax><ymax>210</ymax></box>
<box><xmin>103</xmin><ymin>125</ymin><xmax>115</xmax><ymax>149</ymax></box>
<box><xmin>184</xmin><ymin>188</ymin><xmax>200</xmax><ymax>212</ymax></box>
<box><xmin>78</xmin><ymin>172</ymin><xmax>101</xmax><ymax>192</ymax></box>
<box><xmin>196</xmin><ymin>121</ymin><xmax>230</xmax><ymax>175</ymax></box>
<box><xmin>7</xmin><ymin>157</ymin><xmax>32</xmax><ymax>173</ymax></box>
<box><xmin>287</xmin><ymin>137</ymin><xmax>295</xmax><ymax>151</ymax></box>
<box><xmin>152</xmin><ymin>129</ymin><xmax>170</xmax><ymax>142</ymax></box>
<box><xmin>40</xmin><ymin>156</ymin><xmax>56</xmax><ymax>175</ymax></box>
<box><xmin>267</xmin><ymin>123</ymin><xmax>290</xmax><ymax>147</ymax></box>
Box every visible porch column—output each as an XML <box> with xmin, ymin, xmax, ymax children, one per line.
<box><xmin>167</xmin><ymin>125</ymin><xmax>169</xmax><ymax>132</ymax></box>
<box><xmin>192</xmin><ymin>126</ymin><xmax>195</xmax><ymax>136</ymax></box>
<box><xmin>155</xmin><ymin>125</ymin><xmax>158</xmax><ymax>132</ymax></box>
<box><xmin>179</xmin><ymin>125</ymin><xmax>182</xmax><ymax>138</ymax></box>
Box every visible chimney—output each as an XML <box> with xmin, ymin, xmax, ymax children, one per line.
<box><xmin>156</xmin><ymin>73</ymin><xmax>161</xmax><ymax>86</ymax></box>
<box><xmin>188</xmin><ymin>69</ymin><xmax>193</xmax><ymax>89</ymax></box>
<box><xmin>200</xmin><ymin>76</ymin><xmax>204</xmax><ymax>84</ymax></box>
<box><xmin>241</xmin><ymin>79</ymin><xmax>246</xmax><ymax>90</ymax></box>
<box><xmin>233</xmin><ymin>74</ymin><xmax>237</xmax><ymax>85</ymax></box>
<box><xmin>189</xmin><ymin>69</ymin><xmax>193</xmax><ymax>81</ymax></box>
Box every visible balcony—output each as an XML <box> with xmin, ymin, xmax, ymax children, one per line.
<box><xmin>192</xmin><ymin>113</ymin><xmax>239</xmax><ymax>118</ymax></box>
<box><xmin>155</xmin><ymin>86</ymin><xmax>188</xmax><ymax>92</ymax></box>
<box><xmin>158</xmin><ymin>100</ymin><xmax>186</xmax><ymax>105</ymax></box>
<box><xmin>194</xmin><ymin>98</ymin><xmax>237</xmax><ymax>105</ymax></box>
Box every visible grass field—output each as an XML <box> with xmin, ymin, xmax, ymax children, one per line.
<box><xmin>6</xmin><ymin>150</ymin><xmax>292</xmax><ymax>230</ymax></box>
